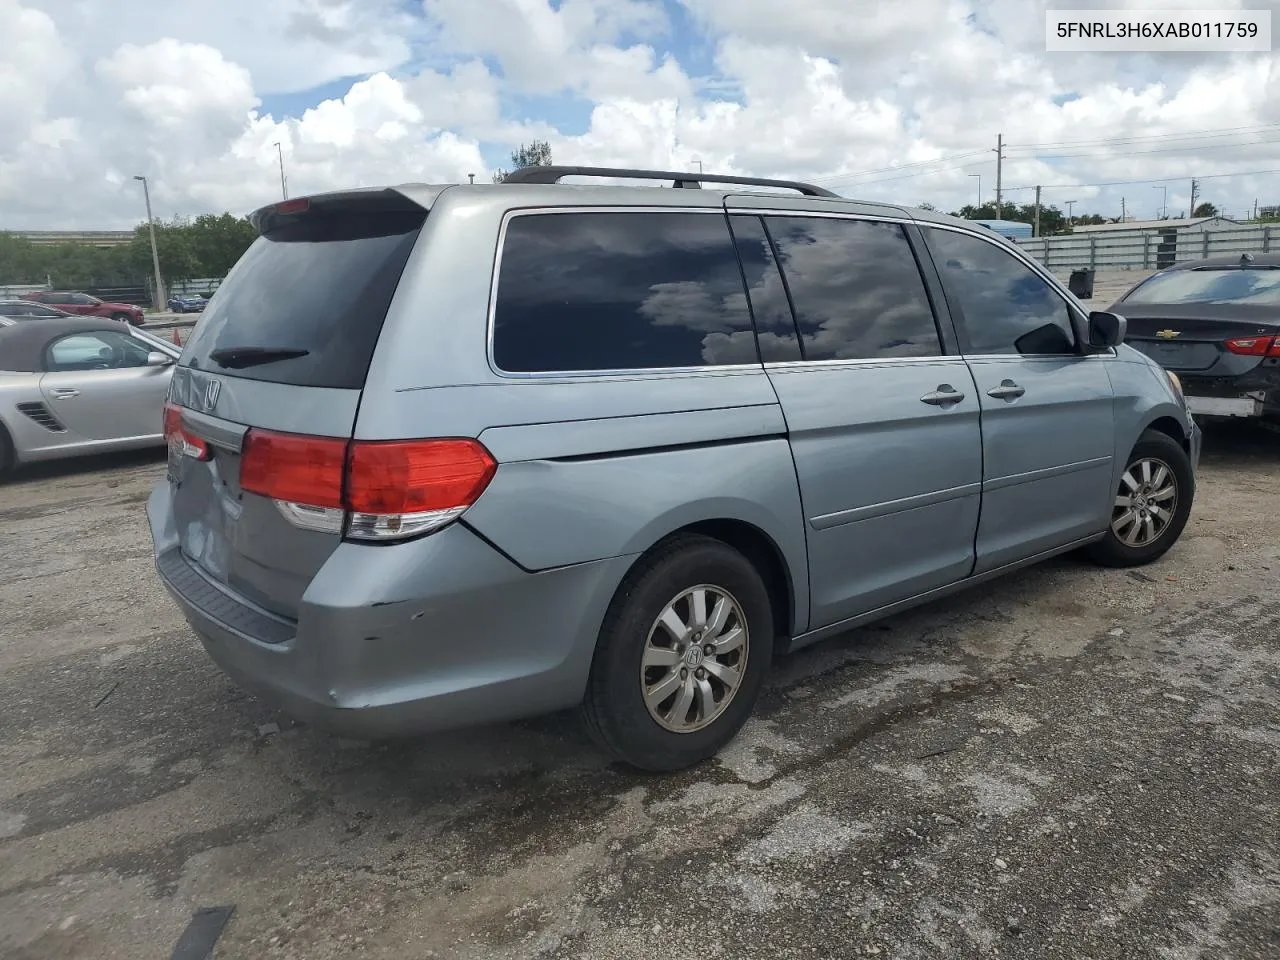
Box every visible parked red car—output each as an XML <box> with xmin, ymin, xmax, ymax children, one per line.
<box><xmin>22</xmin><ymin>291</ymin><xmax>145</xmax><ymax>326</ymax></box>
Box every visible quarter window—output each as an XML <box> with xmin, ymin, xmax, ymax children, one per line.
<box><xmin>763</xmin><ymin>217</ymin><xmax>943</xmax><ymax>361</ymax></box>
<box><xmin>924</xmin><ymin>228</ymin><xmax>1077</xmax><ymax>355</ymax></box>
<box><xmin>492</xmin><ymin>211</ymin><xmax>758</xmax><ymax>372</ymax></box>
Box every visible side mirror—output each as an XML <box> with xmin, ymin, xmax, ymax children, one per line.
<box><xmin>146</xmin><ymin>351</ymin><xmax>174</xmax><ymax>367</ymax></box>
<box><xmin>1087</xmin><ymin>311</ymin><xmax>1127</xmax><ymax>350</ymax></box>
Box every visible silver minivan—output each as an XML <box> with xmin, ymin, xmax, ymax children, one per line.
<box><xmin>148</xmin><ymin>166</ymin><xmax>1201</xmax><ymax>771</ymax></box>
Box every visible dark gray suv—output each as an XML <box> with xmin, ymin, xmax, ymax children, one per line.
<box><xmin>148</xmin><ymin>166</ymin><xmax>1200</xmax><ymax>771</ymax></box>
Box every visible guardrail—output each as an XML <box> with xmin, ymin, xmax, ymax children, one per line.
<box><xmin>1018</xmin><ymin>224</ymin><xmax>1276</xmax><ymax>270</ymax></box>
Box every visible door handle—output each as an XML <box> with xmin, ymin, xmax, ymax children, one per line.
<box><xmin>987</xmin><ymin>379</ymin><xmax>1026</xmax><ymax>400</ymax></box>
<box><xmin>50</xmin><ymin>388</ymin><xmax>80</xmax><ymax>399</ymax></box>
<box><xmin>920</xmin><ymin>384</ymin><xmax>965</xmax><ymax>406</ymax></box>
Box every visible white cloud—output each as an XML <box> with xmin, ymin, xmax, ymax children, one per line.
<box><xmin>2</xmin><ymin>0</ymin><xmax>1279</xmax><ymax>229</ymax></box>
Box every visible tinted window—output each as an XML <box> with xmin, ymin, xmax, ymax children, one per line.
<box><xmin>1123</xmin><ymin>267</ymin><xmax>1280</xmax><ymax>305</ymax></box>
<box><xmin>182</xmin><ymin>209</ymin><xmax>424</xmax><ymax>389</ymax></box>
<box><xmin>47</xmin><ymin>331</ymin><xmax>150</xmax><ymax>371</ymax></box>
<box><xmin>729</xmin><ymin>216</ymin><xmax>802</xmax><ymax>362</ymax></box>
<box><xmin>764</xmin><ymin>217</ymin><xmax>942</xmax><ymax>361</ymax></box>
<box><xmin>493</xmin><ymin>212</ymin><xmax>758</xmax><ymax>372</ymax></box>
<box><xmin>926</xmin><ymin>228</ymin><xmax>1076</xmax><ymax>355</ymax></box>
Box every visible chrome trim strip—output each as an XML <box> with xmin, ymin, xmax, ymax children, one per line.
<box><xmin>724</xmin><ymin>206</ymin><xmax>916</xmax><ymax>226</ymax></box>
<box><xmin>982</xmin><ymin>455</ymin><xmax>1112</xmax><ymax>493</ymax></box>
<box><xmin>764</xmin><ymin>355</ymin><xmax>961</xmax><ymax>372</ymax></box>
<box><xmin>809</xmin><ymin>482</ymin><xmax>982</xmax><ymax>531</ymax></box>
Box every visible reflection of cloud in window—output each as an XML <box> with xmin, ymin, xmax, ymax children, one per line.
<box><xmin>768</xmin><ymin>218</ymin><xmax>940</xmax><ymax>360</ymax></box>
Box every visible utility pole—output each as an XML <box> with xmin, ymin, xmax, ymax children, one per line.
<box><xmin>1065</xmin><ymin>199</ymin><xmax>1077</xmax><ymax>228</ymax></box>
<box><xmin>994</xmin><ymin>134</ymin><xmax>1003</xmax><ymax>220</ymax></box>
<box><xmin>969</xmin><ymin>173</ymin><xmax>981</xmax><ymax>211</ymax></box>
<box><xmin>1033</xmin><ymin>185</ymin><xmax>1042</xmax><ymax>237</ymax></box>
<box><xmin>132</xmin><ymin>175</ymin><xmax>164</xmax><ymax>311</ymax></box>
<box><xmin>1188</xmin><ymin>178</ymin><xmax>1198</xmax><ymax>218</ymax></box>
<box><xmin>1153</xmin><ymin>185</ymin><xmax>1167</xmax><ymax>219</ymax></box>
<box><xmin>1254</xmin><ymin>198</ymin><xmax>1260</xmax><ymax>219</ymax></box>
<box><xmin>1121</xmin><ymin>197</ymin><xmax>1126</xmax><ymax>223</ymax></box>
<box><xmin>273</xmin><ymin>142</ymin><xmax>288</xmax><ymax>200</ymax></box>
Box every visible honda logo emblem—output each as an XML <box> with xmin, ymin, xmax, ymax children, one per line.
<box><xmin>204</xmin><ymin>378</ymin><xmax>221</xmax><ymax>409</ymax></box>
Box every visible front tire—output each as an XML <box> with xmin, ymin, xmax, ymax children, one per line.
<box><xmin>1087</xmin><ymin>429</ymin><xmax>1194</xmax><ymax>568</ymax></box>
<box><xmin>581</xmin><ymin>534</ymin><xmax>774</xmax><ymax>772</ymax></box>
<box><xmin>0</xmin><ymin>423</ymin><xmax>15</xmax><ymax>479</ymax></box>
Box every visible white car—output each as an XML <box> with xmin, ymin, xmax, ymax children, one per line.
<box><xmin>0</xmin><ymin>315</ymin><xmax>182</xmax><ymax>475</ymax></box>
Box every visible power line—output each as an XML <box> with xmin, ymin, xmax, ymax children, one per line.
<box><xmin>999</xmin><ymin>167</ymin><xmax>1280</xmax><ymax>192</ymax></box>
<box><xmin>1005</xmin><ymin>121</ymin><xmax>1280</xmax><ymax>150</ymax></box>
<box><xmin>808</xmin><ymin>150</ymin><xmax>990</xmax><ymax>184</ymax></box>
<box><xmin>1005</xmin><ymin>137</ymin><xmax>1280</xmax><ymax>161</ymax></box>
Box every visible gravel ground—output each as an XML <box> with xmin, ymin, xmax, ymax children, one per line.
<box><xmin>0</xmin><ymin>421</ymin><xmax>1276</xmax><ymax>960</ymax></box>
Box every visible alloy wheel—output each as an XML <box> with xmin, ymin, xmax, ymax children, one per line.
<box><xmin>1111</xmin><ymin>457</ymin><xmax>1178</xmax><ymax>547</ymax></box>
<box><xmin>640</xmin><ymin>584</ymin><xmax>749</xmax><ymax>733</ymax></box>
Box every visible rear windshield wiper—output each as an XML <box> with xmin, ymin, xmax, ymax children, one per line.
<box><xmin>207</xmin><ymin>346</ymin><xmax>310</xmax><ymax>369</ymax></box>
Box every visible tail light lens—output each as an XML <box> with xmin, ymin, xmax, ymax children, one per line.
<box><xmin>163</xmin><ymin>401</ymin><xmax>208</xmax><ymax>460</ymax></box>
<box><xmin>1224</xmin><ymin>336</ymin><xmax>1277</xmax><ymax>356</ymax></box>
<box><xmin>238</xmin><ymin>430</ymin><xmax>496</xmax><ymax>542</ymax></box>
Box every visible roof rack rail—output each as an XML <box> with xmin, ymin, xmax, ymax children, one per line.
<box><xmin>498</xmin><ymin>165</ymin><xmax>841</xmax><ymax>198</ymax></box>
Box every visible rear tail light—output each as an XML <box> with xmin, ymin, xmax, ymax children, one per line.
<box><xmin>238</xmin><ymin>430</ymin><xmax>496</xmax><ymax>542</ymax></box>
<box><xmin>1224</xmin><ymin>336</ymin><xmax>1277</xmax><ymax>356</ymax></box>
<box><xmin>163</xmin><ymin>401</ymin><xmax>208</xmax><ymax>460</ymax></box>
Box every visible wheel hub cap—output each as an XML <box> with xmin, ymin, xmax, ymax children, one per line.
<box><xmin>640</xmin><ymin>585</ymin><xmax>749</xmax><ymax>734</ymax></box>
<box><xmin>1110</xmin><ymin>457</ymin><xmax>1178</xmax><ymax>548</ymax></box>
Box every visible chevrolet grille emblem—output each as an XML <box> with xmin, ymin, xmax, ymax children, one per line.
<box><xmin>1155</xmin><ymin>329</ymin><xmax>1181</xmax><ymax>339</ymax></box>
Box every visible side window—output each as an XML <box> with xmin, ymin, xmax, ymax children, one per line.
<box><xmin>71</xmin><ymin>294</ymin><xmax>96</xmax><ymax>305</ymax></box>
<box><xmin>728</xmin><ymin>215</ymin><xmax>802</xmax><ymax>362</ymax></box>
<box><xmin>764</xmin><ymin>217</ymin><xmax>943</xmax><ymax>361</ymax></box>
<box><xmin>924</xmin><ymin>228</ymin><xmax>1077</xmax><ymax>356</ymax></box>
<box><xmin>492</xmin><ymin>211</ymin><xmax>758</xmax><ymax>372</ymax></box>
<box><xmin>46</xmin><ymin>331</ymin><xmax>150</xmax><ymax>371</ymax></box>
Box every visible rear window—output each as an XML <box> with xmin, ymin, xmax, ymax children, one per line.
<box><xmin>1123</xmin><ymin>267</ymin><xmax>1280</xmax><ymax>305</ymax></box>
<box><xmin>182</xmin><ymin>208</ymin><xmax>424</xmax><ymax>389</ymax></box>
<box><xmin>492</xmin><ymin>211</ymin><xmax>759</xmax><ymax>372</ymax></box>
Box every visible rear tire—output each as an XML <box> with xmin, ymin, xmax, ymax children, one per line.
<box><xmin>111</xmin><ymin>311</ymin><xmax>134</xmax><ymax>324</ymax></box>
<box><xmin>1087</xmin><ymin>429</ymin><xmax>1194</xmax><ymax>568</ymax></box>
<box><xmin>580</xmin><ymin>534</ymin><xmax>773</xmax><ymax>772</ymax></box>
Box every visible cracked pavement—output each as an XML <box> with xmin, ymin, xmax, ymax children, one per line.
<box><xmin>1</xmin><ymin>422</ymin><xmax>1277</xmax><ymax>959</ymax></box>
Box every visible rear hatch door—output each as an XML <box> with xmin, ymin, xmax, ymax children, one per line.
<box><xmin>167</xmin><ymin>190</ymin><xmax>427</xmax><ymax>621</ymax></box>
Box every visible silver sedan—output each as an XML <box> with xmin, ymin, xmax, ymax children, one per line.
<box><xmin>0</xmin><ymin>316</ymin><xmax>182</xmax><ymax>476</ymax></box>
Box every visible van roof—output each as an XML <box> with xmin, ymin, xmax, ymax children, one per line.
<box><xmin>247</xmin><ymin>165</ymin><xmax>985</xmax><ymax>236</ymax></box>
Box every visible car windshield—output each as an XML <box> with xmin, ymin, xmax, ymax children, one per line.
<box><xmin>1123</xmin><ymin>267</ymin><xmax>1280</xmax><ymax>305</ymax></box>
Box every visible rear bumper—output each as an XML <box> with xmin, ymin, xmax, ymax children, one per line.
<box><xmin>1181</xmin><ymin>368</ymin><xmax>1280</xmax><ymax>418</ymax></box>
<box><xmin>146</xmin><ymin>484</ymin><xmax>635</xmax><ymax>739</ymax></box>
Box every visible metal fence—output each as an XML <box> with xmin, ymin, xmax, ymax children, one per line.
<box><xmin>168</xmin><ymin>277</ymin><xmax>223</xmax><ymax>297</ymax></box>
<box><xmin>1017</xmin><ymin>223</ymin><xmax>1277</xmax><ymax>271</ymax></box>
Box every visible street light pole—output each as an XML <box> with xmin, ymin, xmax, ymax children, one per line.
<box><xmin>1065</xmin><ymin>199</ymin><xmax>1077</xmax><ymax>228</ymax></box>
<box><xmin>1153</xmin><ymin>185</ymin><xmax>1167</xmax><ymax>219</ymax></box>
<box><xmin>273</xmin><ymin>142</ymin><xmax>288</xmax><ymax>199</ymax></box>
<box><xmin>133</xmin><ymin>175</ymin><xmax>164</xmax><ymax>311</ymax></box>
<box><xmin>969</xmin><ymin>173</ymin><xmax>981</xmax><ymax>210</ymax></box>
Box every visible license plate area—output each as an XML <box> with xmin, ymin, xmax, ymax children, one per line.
<box><xmin>1131</xmin><ymin>340</ymin><xmax>1219</xmax><ymax>371</ymax></box>
<box><xmin>1185</xmin><ymin>395</ymin><xmax>1262</xmax><ymax>417</ymax></box>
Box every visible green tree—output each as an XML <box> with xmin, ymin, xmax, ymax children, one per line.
<box><xmin>0</xmin><ymin>212</ymin><xmax>260</xmax><ymax>289</ymax></box>
<box><xmin>492</xmin><ymin>140</ymin><xmax>553</xmax><ymax>183</ymax></box>
<box><xmin>1193</xmin><ymin>201</ymin><xmax>1218</xmax><ymax>218</ymax></box>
